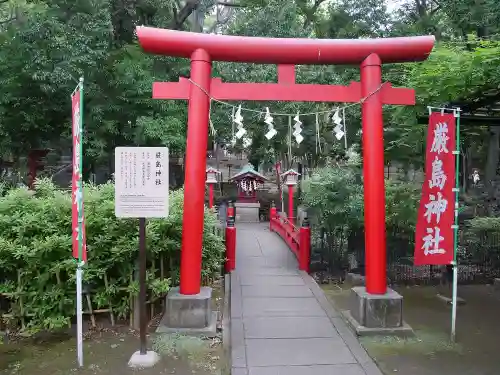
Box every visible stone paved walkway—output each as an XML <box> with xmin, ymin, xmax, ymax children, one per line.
<box><xmin>230</xmin><ymin>223</ymin><xmax>383</xmax><ymax>375</ymax></box>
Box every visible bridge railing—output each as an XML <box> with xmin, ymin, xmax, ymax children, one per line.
<box><xmin>269</xmin><ymin>203</ymin><xmax>311</xmax><ymax>272</ymax></box>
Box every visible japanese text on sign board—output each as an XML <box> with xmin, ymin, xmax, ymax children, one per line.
<box><xmin>155</xmin><ymin>151</ymin><xmax>163</xmax><ymax>185</ymax></box>
<box><xmin>115</xmin><ymin>147</ymin><xmax>169</xmax><ymax>218</ymax></box>
<box><xmin>414</xmin><ymin>113</ymin><xmax>456</xmax><ymax>266</ymax></box>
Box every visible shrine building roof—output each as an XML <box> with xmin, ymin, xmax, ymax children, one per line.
<box><xmin>229</xmin><ymin>164</ymin><xmax>268</xmax><ymax>182</ymax></box>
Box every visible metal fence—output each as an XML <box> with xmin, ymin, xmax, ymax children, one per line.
<box><xmin>311</xmin><ymin>226</ymin><xmax>500</xmax><ymax>285</ymax></box>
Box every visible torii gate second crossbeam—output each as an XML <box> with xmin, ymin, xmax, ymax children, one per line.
<box><xmin>136</xmin><ymin>27</ymin><xmax>435</xmax><ymax>297</ymax></box>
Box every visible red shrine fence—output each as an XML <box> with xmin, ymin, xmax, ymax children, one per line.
<box><xmin>220</xmin><ymin>201</ymin><xmax>311</xmax><ymax>274</ymax></box>
<box><xmin>269</xmin><ymin>204</ymin><xmax>311</xmax><ymax>273</ymax></box>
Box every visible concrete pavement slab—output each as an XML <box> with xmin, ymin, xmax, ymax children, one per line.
<box><xmin>239</xmin><ymin>275</ymin><xmax>305</xmax><ymax>286</ymax></box>
<box><xmin>242</xmin><ymin>297</ymin><xmax>326</xmax><ymax>317</ymax></box>
<box><xmin>230</xmin><ymin>223</ymin><xmax>383</xmax><ymax>375</ymax></box>
<box><xmin>245</xmin><ymin>338</ymin><xmax>356</xmax><ymax>367</ymax></box>
<box><xmin>241</xmin><ymin>285</ymin><xmax>313</xmax><ymax>298</ymax></box>
<box><xmin>248</xmin><ymin>364</ymin><xmax>366</xmax><ymax>375</ymax></box>
<box><xmin>243</xmin><ymin>316</ymin><xmax>339</xmax><ymax>339</ymax></box>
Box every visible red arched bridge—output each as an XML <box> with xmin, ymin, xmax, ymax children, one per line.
<box><xmin>224</xmin><ymin>204</ymin><xmax>384</xmax><ymax>375</ymax></box>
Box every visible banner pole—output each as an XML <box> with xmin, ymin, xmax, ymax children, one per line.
<box><xmin>76</xmin><ymin>266</ymin><xmax>84</xmax><ymax>367</ymax></box>
<box><xmin>451</xmin><ymin>107</ymin><xmax>461</xmax><ymax>343</ymax></box>
<box><xmin>76</xmin><ymin>76</ymin><xmax>84</xmax><ymax>367</ymax></box>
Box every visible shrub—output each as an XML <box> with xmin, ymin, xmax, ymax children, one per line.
<box><xmin>301</xmin><ymin>150</ymin><xmax>421</xmax><ymax>265</ymax></box>
<box><xmin>461</xmin><ymin>216</ymin><xmax>500</xmax><ymax>265</ymax></box>
<box><xmin>301</xmin><ymin>163</ymin><xmax>364</xmax><ymax>233</ymax></box>
<box><xmin>385</xmin><ymin>180</ymin><xmax>420</xmax><ymax>231</ymax></box>
<box><xmin>0</xmin><ymin>179</ymin><xmax>225</xmax><ymax>333</ymax></box>
<box><xmin>301</xmin><ymin>157</ymin><xmax>420</xmax><ymax>236</ymax></box>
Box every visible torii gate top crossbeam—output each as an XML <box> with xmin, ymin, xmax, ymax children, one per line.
<box><xmin>136</xmin><ymin>27</ymin><xmax>434</xmax><ymax>65</ymax></box>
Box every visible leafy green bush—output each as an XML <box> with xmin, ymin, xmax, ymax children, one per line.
<box><xmin>385</xmin><ymin>180</ymin><xmax>420</xmax><ymax>230</ymax></box>
<box><xmin>302</xmin><ymin>159</ymin><xmax>420</xmax><ymax>235</ymax></box>
<box><xmin>301</xmin><ymin>152</ymin><xmax>364</xmax><ymax>233</ymax></box>
<box><xmin>461</xmin><ymin>217</ymin><xmax>500</xmax><ymax>264</ymax></box>
<box><xmin>301</xmin><ymin>150</ymin><xmax>421</xmax><ymax>264</ymax></box>
<box><xmin>0</xmin><ymin>179</ymin><xmax>225</xmax><ymax>333</ymax></box>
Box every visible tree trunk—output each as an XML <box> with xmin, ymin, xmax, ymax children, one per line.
<box><xmin>189</xmin><ymin>4</ymin><xmax>204</xmax><ymax>32</ymax></box>
<box><xmin>464</xmin><ymin>145</ymin><xmax>473</xmax><ymax>192</ymax></box>
<box><xmin>297</xmin><ymin>162</ymin><xmax>303</xmax><ymax>198</ymax></box>
<box><xmin>484</xmin><ymin>126</ymin><xmax>500</xmax><ymax>214</ymax></box>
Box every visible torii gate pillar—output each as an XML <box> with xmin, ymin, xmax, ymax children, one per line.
<box><xmin>179</xmin><ymin>49</ymin><xmax>212</xmax><ymax>295</ymax></box>
<box><xmin>361</xmin><ymin>53</ymin><xmax>386</xmax><ymax>294</ymax></box>
<box><xmin>137</xmin><ymin>27</ymin><xmax>432</xmax><ymax>335</ymax></box>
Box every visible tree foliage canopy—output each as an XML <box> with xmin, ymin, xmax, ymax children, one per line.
<box><xmin>0</xmin><ymin>0</ymin><xmax>500</xmax><ymax>184</ymax></box>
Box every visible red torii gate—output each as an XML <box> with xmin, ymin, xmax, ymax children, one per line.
<box><xmin>136</xmin><ymin>27</ymin><xmax>434</xmax><ymax>297</ymax></box>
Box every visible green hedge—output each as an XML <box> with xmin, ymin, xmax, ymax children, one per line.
<box><xmin>0</xmin><ymin>179</ymin><xmax>225</xmax><ymax>333</ymax></box>
<box><xmin>301</xmin><ymin>152</ymin><xmax>422</xmax><ymax>265</ymax></box>
<box><xmin>302</xmin><ymin>159</ymin><xmax>500</xmax><ymax>268</ymax></box>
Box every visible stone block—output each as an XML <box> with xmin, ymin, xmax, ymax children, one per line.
<box><xmin>344</xmin><ymin>287</ymin><xmax>413</xmax><ymax>337</ymax></box>
<box><xmin>342</xmin><ymin>310</ymin><xmax>413</xmax><ymax>337</ymax></box>
<box><xmin>235</xmin><ymin>202</ymin><xmax>260</xmax><ymax>222</ymax></box>
<box><xmin>349</xmin><ymin>287</ymin><xmax>403</xmax><ymax>328</ymax></box>
<box><xmin>346</xmin><ymin>273</ymin><xmax>365</xmax><ymax>286</ymax></box>
<box><xmin>128</xmin><ymin>350</ymin><xmax>160</xmax><ymax>368</ymax></box>
<box><xmin>436</xmin><ymin>293</ymin><xmax>466</xmax><ymax>305</ymax></box>
<box><xmin>163</xmin><ymin>287</ymin><xmax>212</xmax><ymax>329</ymax></box>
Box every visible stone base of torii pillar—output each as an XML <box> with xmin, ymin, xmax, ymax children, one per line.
<box><xmin>156</xmin><ymin>287</ymin><xmax>218</xmax><ymax>337</ymax></box>
<box><xmin>342</xmin><ymin>287</ymin><xmax>414</xmax><ymax>337</ymax></box>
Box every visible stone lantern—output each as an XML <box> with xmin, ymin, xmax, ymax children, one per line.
<box><xmin>281</xmin><ymin>169</ymin><xmax>300</xmax><ymax>222</ymax></box>
<box><xmin>205</xmin><ymin>167</ymin><xmax>220</xmax><ymax>208</ymax></box>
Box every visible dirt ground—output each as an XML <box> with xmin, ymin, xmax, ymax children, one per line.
<box><xmin>0</xmin><ymin>329</ymin><xmax>227</xmax><ymax>375</ymax></box>
<box><xmin>0</xmin><ymin>281</ymin><xmax>228</xmax><ymax>375</ymax></box>
<box><xmin>322</xmin><ymin>282</ymin><xmax>500</xmax><ymax>375</ymax></box>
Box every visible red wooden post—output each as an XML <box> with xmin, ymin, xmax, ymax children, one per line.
<box><xmin>269</xmin><ymin>201</ymin><xmax>277</xmax><ymax>231</ymax></box>
<box><xmin>299</xmin><ymin>216</ymin><xmax>311</xmax><ymax>272</ymax></box>
<box><xmin>27</xmin><ymin>149</ymin><xmax>49</xmax><ymax>190</ymax></box>
<box><xmin>28</xmin><ymin>156</ymin><xmax>37</xmax><ymax>190</ymax></box>
<box><xmin>227</xmin><ymin>201</ymin><xmax>234</xmax><ymax>218</ymax></box>
<box><xmin>288</xmin><ymin>185</ymin><xmax>294</xmax><ymax>223</ymax></box>
<box><xmin>361</xmin><ymin>53</ymin><xmax>387</xmax><ymax>294</ymax></box>
<box><xmin>225</xmin><ymin>214</ymin><xmax>236</xmax><ymax>272</ymax></box>
<box><xmin>208</xmin><ymin>184</ymin><xmax>214</xmax><ymax>208</ymax></box>
<box><xmin>179</xmin><ymin>49</ymin><xmax>212</xmax><ymax>295</ymax></box>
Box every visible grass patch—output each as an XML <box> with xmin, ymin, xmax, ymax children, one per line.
<box><xmin>152</xmin><ymin>334</ymin><xmax>222</xmax><ymax>374</ymax></box>
<box><xmin>361</xmin><ymin>330</ymin><xmax>463</xmax><ymax>357</ymax></box>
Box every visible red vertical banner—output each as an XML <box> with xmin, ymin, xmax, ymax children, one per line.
<box><xmin>71</xmin><ymin>89</ymin><xmax>87</xmax><ymax>262</ymax></box>
<box><xmin>414</xmin><ymin>112</ymin><xmax>456</xmax><ymax>265</ymax></box>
